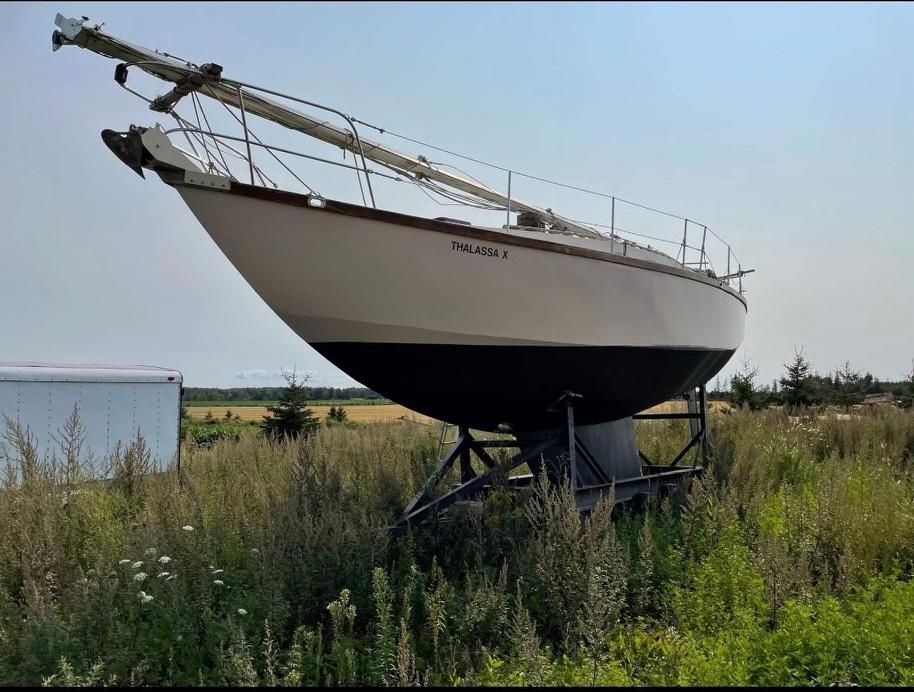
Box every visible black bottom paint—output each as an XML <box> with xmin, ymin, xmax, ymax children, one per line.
<box><xmin>312</xmin><ymin>343</ymin><xmax>735</xmax><ymax>432</ymax></box>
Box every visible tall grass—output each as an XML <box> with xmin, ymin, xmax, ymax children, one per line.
<box><xmin>2</xmin><ymin>408</ymin><xmax>914</xmax><ymax>685</ymax></box>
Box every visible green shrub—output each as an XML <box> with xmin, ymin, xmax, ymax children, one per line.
<box><xmin>183</xmin><ymin>420</ymin><xmax>250</xmax><ymax>448</ymax></box>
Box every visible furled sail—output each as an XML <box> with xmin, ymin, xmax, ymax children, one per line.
<box><xmin>52</xmin><ymin>14</ymin><xmax>605</xmax><ymax>239</ymax></box>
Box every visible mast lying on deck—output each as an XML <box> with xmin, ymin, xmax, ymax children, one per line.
<box><xmin>52</xmin><ymin>14</ymin><xmax>605</xmax><ymax>239</ymax></box>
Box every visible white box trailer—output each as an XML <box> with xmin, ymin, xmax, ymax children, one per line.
<box><xmin>0</xmin><ymin>362</ymin><xmax>183</xmax><ymax>476</ymax></box>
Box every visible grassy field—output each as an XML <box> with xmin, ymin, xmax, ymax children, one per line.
<box><xmin>2</xmin><ymin>406</ymin><xmax>914</xmax><ymax>685</ymax></box>
<box><xmin>185</xmin><ymin>404</ymin><xmax>432</xmax><ymax>424</ymax></box>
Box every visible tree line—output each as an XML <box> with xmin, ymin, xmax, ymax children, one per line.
<box><xmin>711</xmin><ymin>350</ymin><xmax>914</xmax><ymax>410</ymax></box>
<box><xmin>183</xmin><ymin>386</ymin><xmax>384</xmax><ymax>402</ymax></box>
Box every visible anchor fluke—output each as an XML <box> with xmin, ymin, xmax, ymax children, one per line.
<box><xmin>101</xmin><ymin>129</ymin><xmax>145</xmax><ymax>178</ymax></box>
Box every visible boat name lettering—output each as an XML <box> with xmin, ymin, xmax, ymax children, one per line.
<box><xmin>450</xmin><ymin>241</ymin><xmax>508</xmax><ymax>259</ymax></box>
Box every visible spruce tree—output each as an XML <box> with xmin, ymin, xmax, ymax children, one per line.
<box><xmin>261</xmin><ymin>369</ymin><xmax>320</xmax><ymax>440</ymax></box>
<box><xmin>730</xmin><ymin>354</ymin><xmax>760</xmax><ymax>410</ymax></box>
<box><xmin>835</xmin><ymin>360</ymin><xmax>862</xmax><ymax>408</ymax></box>
<box><xmin>780</xmin><ymin>348</ymin><xmax>813</xmax><ymax>408</ymax></box>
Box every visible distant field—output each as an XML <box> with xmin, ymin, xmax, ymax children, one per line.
<box><xmin>186</xmin><ymin>399</ymin><xmax>729</xmax><ymax>425</ymax></box>
<box><xmin>185</xmin><ymin>404</ymin><xmax>432</xmax><ymax>424</ymax></box>
<box><xmin>185</xmin><ymin>398</ymin><xmax>391</xmax><ymax>408</ymax></box>
<box><xmin>644</xmin><ymin>399</ymin><xmax>733</xmax><ymax>414</ymax></box>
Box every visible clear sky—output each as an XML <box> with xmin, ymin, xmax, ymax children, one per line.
<box><xmin>3</xmin><ymin>2</ymin><xmax>913</xmax><ymax>389</ymax></box>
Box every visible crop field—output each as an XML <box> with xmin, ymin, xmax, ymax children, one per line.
<box><xmin>185</xmin><ymin>398</ymin><xmax>392</xmax><ymax>408</ymax></box>
<box><xmin>2</xmin><ymin>407</ymin><xmax>914</xmax><ymax>686</ymax></box>
<box><xmin>185</xmin><ymin>400</ymin><xmax>722</xmax><ymax>425</ymax></box>
<box><xmin>185</xmin><ymin>403</ymin><xmax>431</xmax><ymax>424</ymax></box>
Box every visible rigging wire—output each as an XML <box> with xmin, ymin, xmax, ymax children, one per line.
<box><xmin>116</xmin><ymin>72</ymin><xmax>408</xmax><ymax>196</ymax></box>
<box><xmin>416</xmin><ymin>178</ymin><xmax>504</xmax><ymax>210</ymax></box>
<box><xmin>187</xmin><ymin>93</ymin><xmax>215</xmax><ymax>172</ymax></box>
<box><xmin>427</xmin><ymin>160</ymin><xmax>495</xmax><ymax>191</ymax></box>
<box><xmin>369</xmin><ymin>156</ymin><xmax>503</xmax><ymax>210</ymax></box>
<box><xmin>201</xmin><ymin>83</ymin><xmax>318</xmax><ymax>195</ymax></box>
<box><xmin>192</xmin><ymin>93</ymin><xmax>234</xmax><ymax>178</ymax></box>
<box><xmin>363</xmin><ymin>122</ymin><xmax>739</xmax><ymax>266</ymax></box>
<box><xmin>351</xmin><ymin>117</ymin><xmax>697</xmax><ymax>222</ymax></box>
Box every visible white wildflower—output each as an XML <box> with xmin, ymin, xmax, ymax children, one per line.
<box><xmin>133</xmin><ymin>572</ymin><xmax>147</xmax><ymax>582</ymax></box>
<box><xmin>157</xmin><ymin>556</ymin><xmax>172</xmax><ymax>564</ymax></box>
<box><xmin>119</xmin><ymin>559</ymin><xmax>131</xmax><ymax>566</ymax></box>
<box><xmin>211</xmin><ymin>569</ymin><xmax>224</xmax><ymax>575</ymax></box>
<box><xmin>250</xmin><ymin>548</ymin><xmax>259</xmax><ymax>555</ymax></box>
<box><xmin>144</xmin><ymin>547</ymin><xmax>156</xmax><ymax>556</ymax></box>
<box><xmin>131</xmin><ymin>561</ymin><xmax>144</xmax><ymax>570</ymax></box>
<box><xmin>157</xmin><ymin>572</ymin><xmax>170</xmax><ymax>579</ymax></box>
<box><xmin>138</xmin><ymin>591</ymin><xmax>154</xmax><ymax>604</ymax></box>
<box><xmin>213</xmin><ymin>579</ymin><xmax>224</xmax><ymax>586</ymax></box>
<box><xmin>182</xmin><ymin>525</ymin><xmax>194</xmax><ymax>532</ymax></box>
<box><xmin>236</xmin><ymin>608</ymin><xmax>248</xmax><ymax>616</ymax></box>
<box><xmin>166</xmin><ymin>574</ymin><xmax>178</xmax><ymax>582</ymax></box>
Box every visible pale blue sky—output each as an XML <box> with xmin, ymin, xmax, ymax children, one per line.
<box><xmin>2</xmin><ymin>2</ymin><xmax>912</xmax><ymax>388</ymax></box>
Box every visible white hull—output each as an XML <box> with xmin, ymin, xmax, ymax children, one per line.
<box><xmin>176</xmin><ymin>186</ymin><xmax>745</xmax><ymax>351</ymax></box>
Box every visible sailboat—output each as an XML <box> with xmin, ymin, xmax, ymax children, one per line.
<box><xmin>51</xmin><ymin>14</ymin><xmax>748</xmax><ymax>433</ymax></box>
